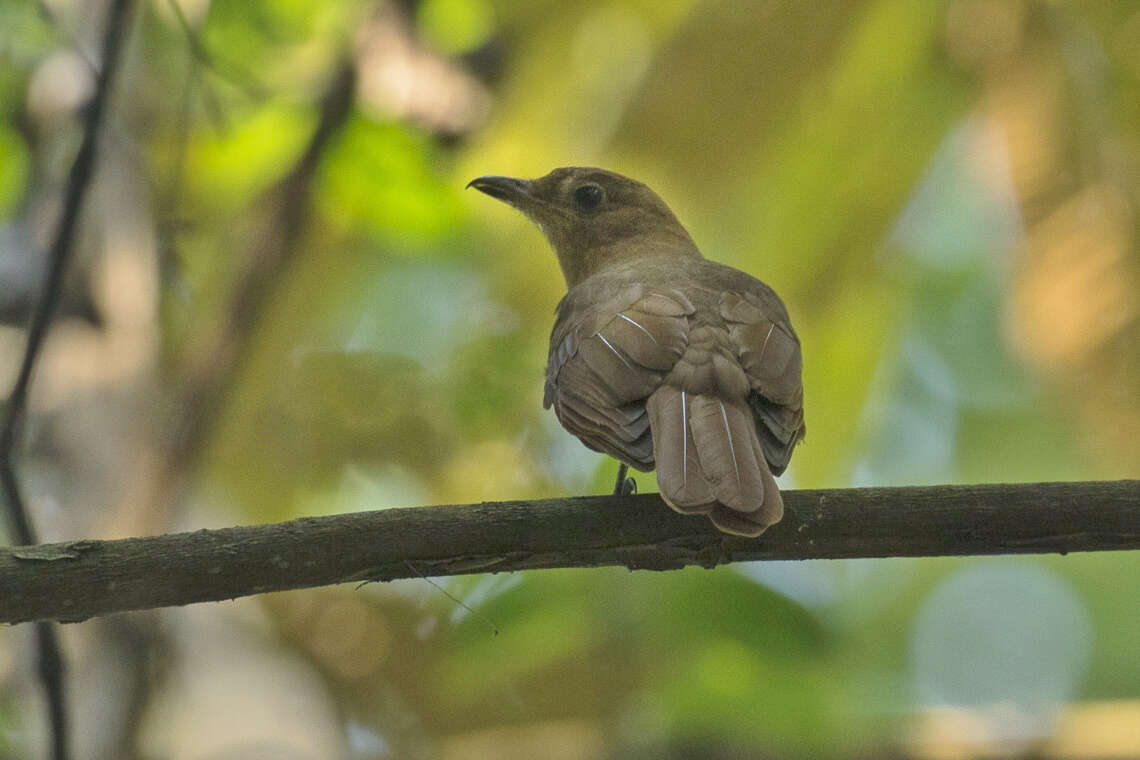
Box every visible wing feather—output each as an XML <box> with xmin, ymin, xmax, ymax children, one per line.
<box><xmin>720</xmin><ymin>291</ymin><xmax>805</xmax><ymax>475</ymax></box>
<box><xmin>545</xmin><ymin>285</ymin><xmax>692</xmax><ymax>468</ymax></box>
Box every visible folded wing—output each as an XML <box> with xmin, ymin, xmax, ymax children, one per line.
<box><xmin>545</xmin><ymin>285</ymin><xmax>693</xmax><ymax>469</ymax></box>
<box><xmin>720</xmin><ymin>290</ymin><xmax>805</xmax><ymax>474</ymax></box>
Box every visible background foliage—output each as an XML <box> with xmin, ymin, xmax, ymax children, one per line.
<box><xmin>1</xmin><ymin>0</ymin><xmax>1139</xmax><ymax>757</ymax></box>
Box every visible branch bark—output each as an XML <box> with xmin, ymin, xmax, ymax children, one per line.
<box><xmin>3</xmin><ymin>480</ymin><xmax>1138</xmax><ymax>625</ymax></box>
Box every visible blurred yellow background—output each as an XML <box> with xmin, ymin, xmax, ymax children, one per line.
<box><xmin>1</xmin><ymin>0</ymin><xmax>1139</xmax><ymax>757</ymax></box>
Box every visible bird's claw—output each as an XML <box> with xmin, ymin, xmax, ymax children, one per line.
<box><xmin>612</xmin><ymin>463</ymin><xmax>636</xmax><ymax>496</ymax></box>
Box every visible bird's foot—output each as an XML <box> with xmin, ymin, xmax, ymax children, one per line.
<box><xmin>611</xmin><ymin>463</ymin><xmax>637</xmax><ymax>497</ymax></box>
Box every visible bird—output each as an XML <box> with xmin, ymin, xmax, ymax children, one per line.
<box><xmin>468</xmin><ymin>167</ymin><xmax>804</xmax><ymax>536</ymax></box>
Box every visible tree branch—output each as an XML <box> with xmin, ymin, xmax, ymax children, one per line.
<box><xmin>2</xmin><ymin>480</ymin><xmax>1137</xmax><ymax>625</ymax></box>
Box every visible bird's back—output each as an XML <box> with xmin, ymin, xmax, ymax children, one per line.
<box><xmin>545</xmin><ymin>251</ymin><xmax>804</xmax><ymax>535</ymax></box>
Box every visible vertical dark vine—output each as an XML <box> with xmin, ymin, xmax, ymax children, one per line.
<box><xmin>0</xmin><ymin>0</ymin><xmax>135</xmax><ymax>757</ymax></box>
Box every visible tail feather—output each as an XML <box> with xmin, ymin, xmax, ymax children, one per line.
<box><xmin>688</xmin><ymin>396</ymin><xmax>766</xmax><ymax>513</ymax></box>
<box><xmin>647</xmin><ymin>386</ymin><xmax>784</xmax><ymax>536</ymax></box>
<box><xmin>646</xmin><ymin>387</ymin><xmax>713</xmax><ymax>512</ymax></box>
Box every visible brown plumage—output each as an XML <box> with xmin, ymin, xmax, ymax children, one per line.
<box><xmin>468</xmin><ymin>167</ymin><xmax>804</xmax><ymax>536</ymax></box>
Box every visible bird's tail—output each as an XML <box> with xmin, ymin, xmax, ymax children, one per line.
<box><xmin>646</xmin><ymin>385</ymin><xmax>783</xmax><ymax>537</ymax></box>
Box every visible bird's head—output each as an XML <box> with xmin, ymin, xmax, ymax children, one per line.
<box><xmin>468</xmin><ymin>167</ymin><xmax>698</xmax><ymax>288</ymax></box>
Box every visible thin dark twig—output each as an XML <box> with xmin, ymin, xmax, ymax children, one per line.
<box><xmin>34</xmin><ymin>622</ymin><xmax>66</xmax><ymax>759</ymax></box>
<box><xmin>1</xmin><ymin>1</ymin><xmax>134</xmax><ymax>758</ymax></box>
<box><xmin>163</xmin><ymin>0</ymin><xmax>269</xmax><ymax>103</ymax></box>
<box><xmin>403</xmin><ymin>560</ymin><xmax>500</xmax><ymax>636</ymax></box>
<box><xmin>35</xmin><ymin>0</ymin><xmax>97</xmax><ymax>72</ymax></box>
<box><xmin>1</xmin><ymin>0</ymin><xmax>133</xmax><ymax>540</ymax></box>
<box><xmin>154</xmin><ymin>23</ymin><xmax>199</xmax><ymax>299</ymax></box>
<box><xmin>147</xmin><ymin>60</ymin><xmax>356</xmax><ymax>513</ymax></box>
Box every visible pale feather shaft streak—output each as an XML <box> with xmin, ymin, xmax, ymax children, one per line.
<box><xmin>757</xmin><ymin>322</ymin><xmax>775</xmax><ymax>364</ymax></box>
<box><xmin>681</xmin><ymin>390</ymin><xmax>688</xmax><ymax>488</ymax></box>
<box><xmin>595</xmin><ymin>332</ymin><xmax>634</xmax><ymax>370</ymax></box>
<box><xmin>719</xmin><ymin>401</ymin><xmax>742</xmax><ymax>490</ymax></box>
<box><xmin>617</xmin><ymin>313</ymin><xmax>657</xmax><ymax>343</ymax></box>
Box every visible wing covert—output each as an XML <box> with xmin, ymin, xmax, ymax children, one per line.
<box><xmin>545</xmin><ymin>284</ymin><xmax>692</xmax><ymax>468</ymax></box>
<box><xmin>720</xmin><ymin>290</ymin><xmax>805</xmax><ymax>474</ymax></box>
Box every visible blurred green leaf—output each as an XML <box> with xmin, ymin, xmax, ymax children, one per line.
<box><xmin>317</xmin><ymin>116</ymin><xmax>464</xmax><ymax>245</ymax></box>
<box><xmin>0</xmin><ymin>0</ymin><xmax>57</xmax><ymax>67</ymax></box>
<box><xmin>0</xmin><ymin>125</ymin><xmax>27</xmax><ymax>219</ymax></box>
<box><xmin>418</xmin><ymin>0</ymin><xmax>496</xmax><ymax>55</ymax></box>
<box><xmin>210</xmin><ymin>350</ymin><xmax>454</xmax><ymax>520</ymax></box>
<box><xmin>200</xmin><ymin>0</ymin><xmax>349</xmax><ymax>88</ymax></box>
<box><xmin>186</xmin><ymin>100</ymin><xmax>315</xmax><ymax>209</ymax></box>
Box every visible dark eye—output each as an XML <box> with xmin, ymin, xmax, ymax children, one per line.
<box><xmin>573</xmin><ymin>184</ymin><xmax>604</xmax><ymax>212</ymax></box>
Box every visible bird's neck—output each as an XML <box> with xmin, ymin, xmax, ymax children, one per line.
<box><xmin>556</xmin><ymin>231</ymin><xmax>701</xmax><ymax>289</ymax></box>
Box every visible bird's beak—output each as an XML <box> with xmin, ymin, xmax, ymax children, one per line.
<box><xmin>466</xmin><ymin>175</ymin><xmax>535</xmax><ymax>209</ymax></box>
